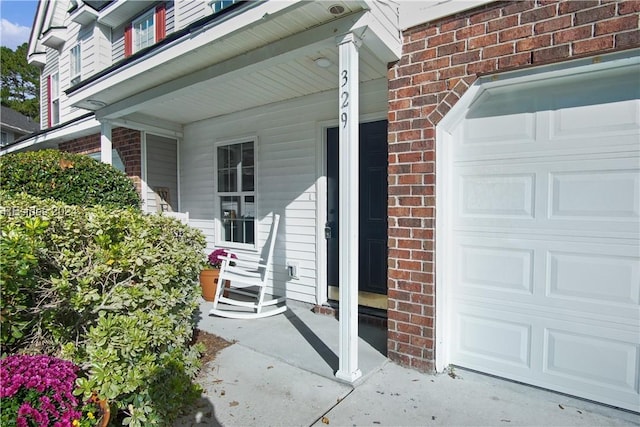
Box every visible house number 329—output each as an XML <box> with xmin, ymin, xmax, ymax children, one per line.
<box><xmin>340</xmin><ymin>70</ymin><xmax>349</xmax><ymax>128</ymax></box>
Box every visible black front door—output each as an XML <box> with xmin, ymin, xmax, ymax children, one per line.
<box><xmin>327</xmin><ymin>120</ymin><xmax>388</xmax><ymax>301</ymax></box>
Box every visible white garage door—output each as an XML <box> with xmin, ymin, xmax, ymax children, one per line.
<box><xmin>446</xmin><ymin>63</ymin><xmax>640</xmax><ymax>412</ymax></box>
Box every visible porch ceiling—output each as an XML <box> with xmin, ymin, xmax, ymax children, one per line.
<box><xmin>69</xmin><ymin>1</ymin><xmax>399</xmax><ymax>129</ymax></box>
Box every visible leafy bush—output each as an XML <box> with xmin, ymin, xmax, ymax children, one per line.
<box><xmin>0</xmin><ymin>149</ymin><xmax>140</xmax><ymax>209</ymax></box>
<box><xmin>0</xmin><ymin>192</ymin><xmax>206</xmax><ymax>425</ymax></box>
<box><xmin>0</xmin><ymin>354</ymin><xmax>101</xmax><ymax>427</ymax></box>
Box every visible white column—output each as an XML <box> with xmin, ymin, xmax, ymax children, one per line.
<box><xmin>100</xmin><ymin>122</ymin><xmax>112</xmax><ymax>165</ymax></box>
<box><xmin>335</xmin><ymin>32</ymin><xmax>362</xmax><ymax>383</ymax></box>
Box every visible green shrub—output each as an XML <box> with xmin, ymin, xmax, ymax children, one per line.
<box><xmin>0</xmin><ymin>192</ymin><xmax>206</xmax><ymax>426</ymax></box>
<box><xmin>0</xmin><ymin>149</ymin><xmax>140</xmax><ymax>209</ymax></box>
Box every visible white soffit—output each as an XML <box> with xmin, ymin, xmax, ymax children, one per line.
<box><xmin>399</xmin><ymin>0</ymin><xmax>494</xmax><ymax>30</ymax></box>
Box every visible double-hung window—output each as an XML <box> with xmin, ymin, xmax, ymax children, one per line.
<box><xmin>124</xmin><ymin>4</ymin><xmax>166</xmax><ymax>57</ymax></box>
<box><xmin>70</xmin><ymin>44</ymin><xmax>81</xmax><ymax>85</ymax></box>
<box><xmin>50</xmin><ymin>72</ymin><xmax>60</xmax><ymax>126</ymax></box>
<box><xmin>217</xmin><ymin>139</ymin><xmax>256</xmax><ymax>246</ymax></box>
<box><xmin>132</xmin><ymin>9</ymin><xmax>155</xmax><ymax>52</ymax></box>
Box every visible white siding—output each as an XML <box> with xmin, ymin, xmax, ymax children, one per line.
<box><xmin>145</xmin><ymin>134</ymin><xmax>178</xmax><ymax>213</ymax></box>
<box><xmin>166</xmin><ymin>1</ymin><xmax>175</xmax><ymax>34</ymax></box>
<box><xmin>112</xmin><ymin>25</ymin><xmax>125</xmax><ymax>63</ymax></box>
<box><xmin>181</xmin><ymin>79</ymin><xmax>388</xmax><ymax>303</ymax></box>
<box><xmin>174</xmin><ymin>0</ymin><xmax>209</xmax><ymax>30</ymax></box>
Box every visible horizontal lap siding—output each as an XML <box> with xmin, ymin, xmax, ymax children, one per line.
<box><xmin>145</xmin><ymin>134</ymin><xmax>178</xmax><ymax>213</ymax></box>
<box><xmin>175</xmin><ymin>0</ymin><xmax>208</xmax><ymax>30</ymax></box>
<box><xmin>182</xmin><ymin>79</ymin><xmax>388</xmax><ymax>303</ymax></box>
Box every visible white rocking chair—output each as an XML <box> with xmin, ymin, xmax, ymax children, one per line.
<box><xmin>209</xmin><ymin>214</ymin><xmax>287</xmax><ymax>319</ymax></box>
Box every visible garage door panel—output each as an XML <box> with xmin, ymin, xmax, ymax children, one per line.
<box><xmin>550</xmin><ymin>169</ymin><xmax>640</xmax><ymax>220</ymax></box>
<box><xmin>454</xmin><ymin>236</ymin><xmax>640</xmax><ymax>322</ymax></box>
<box><xmin>458</xmin><ymin>173</ymin><xmax>535</xmax><ymax>219</ymax></box>
<box><xmin>454</xmin><ymin>157</ymin><xmax>640</xmax><ymax>235</ymax></box>
<box><xmin>544</xmin><ymin>329</ymin><xmax>639</xmax><ymax>393</ymax></box>
<box><xmin>549</xmin><ymin>98</ymin><xmax>640</xmax><ymax>141</ymax></box>
<box><xmin>454</xmin><ymin>310</ymin><xmax>532</xmax><ymax>369</ymax></box>
<box><xmin>446</xmin><ymin>63</ymin><xmax>640</xmax><ymax>411</ymax></box>
<box><xmin>458</xmin><ymin>245</ymin><xmax>533</xmax><ymax>295</ymax></box>
<box><xmin>548</xmin><ymin>250</ymin><xmax>640</xmax><ymax>307</ymax></box>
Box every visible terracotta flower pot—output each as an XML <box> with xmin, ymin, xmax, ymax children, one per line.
<box><xmin>199</xmin><ymin>269</ymin><xmax>221</xmax><ymax>301</ymax></box>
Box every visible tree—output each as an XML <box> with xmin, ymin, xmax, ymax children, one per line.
<box><xmin>1</xmin><ymin>42</ymin><xmax>40</xmax><ymax>121</ymax></box>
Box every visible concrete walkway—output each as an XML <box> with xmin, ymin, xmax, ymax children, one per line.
<box><xmin>175</xmin><ymin>300</ymin><xmax>639</xmax><ymax>426</ymax></box>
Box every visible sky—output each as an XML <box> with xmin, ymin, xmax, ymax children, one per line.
<box><xmin>1</xmin><ymin>0</ymin><xmax>38</xmax><ymax>49</ymax></box>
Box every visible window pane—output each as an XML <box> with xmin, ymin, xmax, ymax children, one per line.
<box><xmin>217</xmin><ymin>169</ymin><xmax>236</xmax><ymax>192</ymax></box>
<box><xmin>220</xmin><ymin>196</ymin><xmax>241</xmax><ymax>243</ymax></box>
<box><xmin>242</xmin><ymin>167</ymin><xmax>254</xmax><ymax>191</ymax></box>
<box><xmin>242</xmin><ymin>143</ymin><xmax>254</xmax><ymax>166</ymax></box>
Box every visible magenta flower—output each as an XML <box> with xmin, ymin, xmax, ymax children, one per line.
<box><xmin>1</xmin><ymin>355</ymin><xmax>84</xmax><ymax>426</ymax></box>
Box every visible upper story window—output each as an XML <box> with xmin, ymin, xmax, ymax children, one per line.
<box><xmin>133</xmin><ymin>10</ymin><xmax>155</xmax><ymax>52</ymax></box>
<box><xmin>216</xmin><ymin>139</ymin><xmax>256</xmax><ymax>247</ymax></box>
<box><xmin>70</xmin><ymin>43</ymin><xmax>81</xmax><ymax>85</ymax></box>
<box><xmin>209</xmin><ymin>0</ymin><xmax>240</xmax><ymax>13</ymax></box>
<box><xmin>49</xmin><ymin>72</ymin><xmax>60</xmax><ymax>126</ymax></box>
<box><xmin>124</xmin><ymin>4</ymin><xmax>166</xmax><ymax>57</ymax></box>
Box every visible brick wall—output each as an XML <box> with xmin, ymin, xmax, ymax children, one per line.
<box><xmin>58</xmin><ymin>127</ymin><xmax>142</xmax><ymax>192</ymax></box>
<box><xmin>387</xmin><ymin>0</ymin><xmax>639</xmax><ymax>371</ymax></box>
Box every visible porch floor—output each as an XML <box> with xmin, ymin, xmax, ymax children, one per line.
<box><xmin>194</xmin><ymin>298</ymin><xmax>388</xmax><ymax>381</ymax></box>
<box><xmin>181</xmin><ymin>299</ymin><xmax>639</xmax><ymax>426</ymax></box>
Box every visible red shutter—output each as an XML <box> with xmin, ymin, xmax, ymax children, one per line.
<box><xmin>47</xmin><ymin>75</ymin><xmax>52</xmax><ymax>128</ymax></box>
<box><xmin>124</xmin><ymin>24</ymin><xmax>132</xmax><ymax>57</ymax></box>
<box><xmin>155</xmin><ymin>3</ymin><xmax>166</xmax><ymax>42</ymax></box>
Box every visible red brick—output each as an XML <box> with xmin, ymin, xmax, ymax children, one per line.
<box><xmin>520</xmin><ymin>4</ymin><xmax>558</xmax><ymax>24</ymax></box>
<box><xmin>423</xmin><ymin>57</ymin><xmax>451</xmax><ymax>71</ymax></box>
<box><xmin>411</xmin><ymin>271</ymin><xmax>433</xmax><ymax>283</ymax></box>
<box><xmin>451</xmin><ymin>50</ymin><xmax>481</xmax><ymax>65</ymax></box>
<box><xmin>411</xmin><ymin>48</ymin><xmax>437</xmax><ymax>62</ymax></box>
<box><xmin>467</xmin><ymin>59</ymin><xmax>498</xmax><ymax>75</ymax></box>
<box><xmin>553</xmin><ymin>25</ymin><xmax>593</xmax><ymax>44</ymax></box>
<box><xmin>397</xmin><ymin>130</ymin><xmax>422</xmax><ymax>141</ymax></box>
<box><xmin>388</xmin><ymin>350</ymin><xmax>410</xmax><ymax>365</ymax></box>
<box><xmin>499</xmin><ymin>25</ymin><xmax>534</xmax><ymax>42</ymax></box>
<box><xmin>397</xmin><ymin>343</ymin><xmax>423</xmax><ymax>358</ymax></box>
<box><xmin>412</xmin><ymin>94</ymin><xmax>438</xmax><ymax>107</ymax></box>
<box><xmin>573</xmin><ymin>35</ymin><xmax>615</xmax><ymax>54</ymax></box>
<box><xmin>468</xmin><ymin>33</ymin><xmax>498</xmax><ymax>49</ymax></box>
<box><xmin>411</xmin><ymin>314</ymin><xmax>434</xmax><ymax>328</ymax></box>
<box><xmin>575</xmin><ymin>3</ymin><xmax>616</xmax><ymax>25</ymax></box>
<box><xmin>516</xmin><ymin>34</ymin><xmax>553</xmax><ymax>51</ymax></box>
<box><xmin>412</xmin><ymin>294</ymin><xmax>434</xmax><ymax>305</ymax></box>
<box><xmin>439</xmin><ymin>65</ymin><xmax>466</xmax><ymax>79</ymax></box>
<box><xmin>455</xmin><ymin>23</ymin><xmax>486</xmax><ymax>40</ymax></box>
<box><xmin>427</xmin><ymin>32</ymin><xmax>455</xmax><ymax>47</ymax></box>
<box><xmin>412</xmin><ymin>70</ymin><xmax>438</xmax><ymax>85</ymax></box>
<box><xmin>595</xmin><ymin>15</ymin><xmax>639</xmax><ymax>36</ymax></box>
<box><xmin>398</xmin><ymin>196</ymin><xmax>423</xmax><ymax>206</ymax></box>
<box><xmin>389</xmin><ymin>77</ymin><xmax>411</xmax><ymax>90</ymax></box>
<box><xmin>619</xmin><ymin>0</ymin><xmax>640</xmax><ymax>14</ymax></box>
<box><xmin>499</xmin><ymin>52</ymin><xmax>533</xmax><ymax>69</ymax></box>
<box><xmin>410</xmin><ymin>358</ymin><xmax>435</xmax><ymax>373</ymax></box>
<box><xmin>469</xmin><ymin>7</ymin><xmax>501</xmax><ymax>24</ymax></box>
<box><xmin>616</xmin><ymin>29</ymin><xmax>640</xmax><ymax>48</ymax></box>
<box><xmin>398</xmin><ymin>152</ymin><xmax>422</xmax><ymax>163</ymax></box>
<box><xmin>503</xmin><ymin>0</ymin><xmax>536</xmax><ymax>15</ymax></box>
<box><xmin>558</xmin><ymin>0</ymin><xmax>599</xmax><ymax>15</ymax></box>
<box><xmin>534</xmin><ymin>15</ymin><xmax>573</xmax><ymax>33</ymax></box>
<box><xmin>396</xmin><ymin>63</ymin><xmax>422</xmax><ymax>77</ymax></box>
<box><xmin>412</xmin><ymin>229</ymin><xmax>433</xmax><ymax>239</ymax></box>
<box><xmin>388</xmin><ymin>331</ymin><xmax>411</xmax><ymax>344</ymax></box>
<box><xmin>410</xmin><ymin>163</ymin><xmax>434</xmax><ymax>174</ymax></box>
<box><xmin>441</xmin><ymin>17</ymin><xmax>468</xmax><ymax>32</ymax></box>
<box><xmin>397</xmin><ymin>301</ymin><xmax>423</xmax><ymax>314</ymax></box>
<box><xmin>396</xmin><ymin>86</ymin><xmax>420</xmax><ymax>99</ymax></box>
<box><xmin>388</xmin><ymin>289</ymin><xmax>412</xmax><ymax>301</ymax></box>
<box><xmin>397</xmin><ymin>108</ymin><xmax>421</xmax><ymax>120</ymax></box>
<box><xmin>388</xmin><ymin>309</ymin><xmax>410</xmax><ymax>323</ymax></box>
<box><xmin>483</xmin><ymin>42</ymin><xmax>515</xmax><ymax>58</ymax></box>
<box><xmin>408</xmin><ymin>27</ymin><xmax>438</xmax><ymax>42</ymax></box>
<box><xmin>488</xmin><ymin>15</ymin><xmax>519</xmax><ymax>32</ymax></box>
<box><xmin>437</xmin><ymin>41</ymin><xmax>466</xmax><ymax>56</ymax></box>
<box><xmin>405</xmin><ymin>39</ymin><xmax>426</xmax><ymax>55</ymax></box>
<box><xmin>532</xmin><ymin>44</ymin><xmax>570</xmax><ymax>63</ymax></box>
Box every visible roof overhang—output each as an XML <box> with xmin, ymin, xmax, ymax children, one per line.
<box><xmin>28</xmin><ymin>0</ymin><xmax>70</xmax><ymax>66</ymax></box>
<box><xmin>69</xmin><ymin>1</ymin><xmax>100</xmax><ymax>25</ymax></box>
<box><xmin>0</xmin><ymin>115</ymin><xmax>100</xmax><ymax>155</ymax></box>
<box><xmin>97</xmin><ymin>0</ymin><xmax>151</xmax><ymax>27</ymax></box>
<box><xmin>66</xmin><ymin>0</ymin><xmax>401</xmax><ymax>128</ymax></box>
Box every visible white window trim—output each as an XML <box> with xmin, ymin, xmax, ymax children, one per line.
<box><xmin>70</xmin><ymin>43</ymin><xmax>81</xmax><ymax>86</ymax></box>
<box><xmin>132</xmin><ymin>9</ymin><xmax>155</xmax><ymax>54</ymax></box>
<box><xmin>213</xmin><ymin>136</ymin><xmax>258</xmax><ymax>251</ymax></box>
